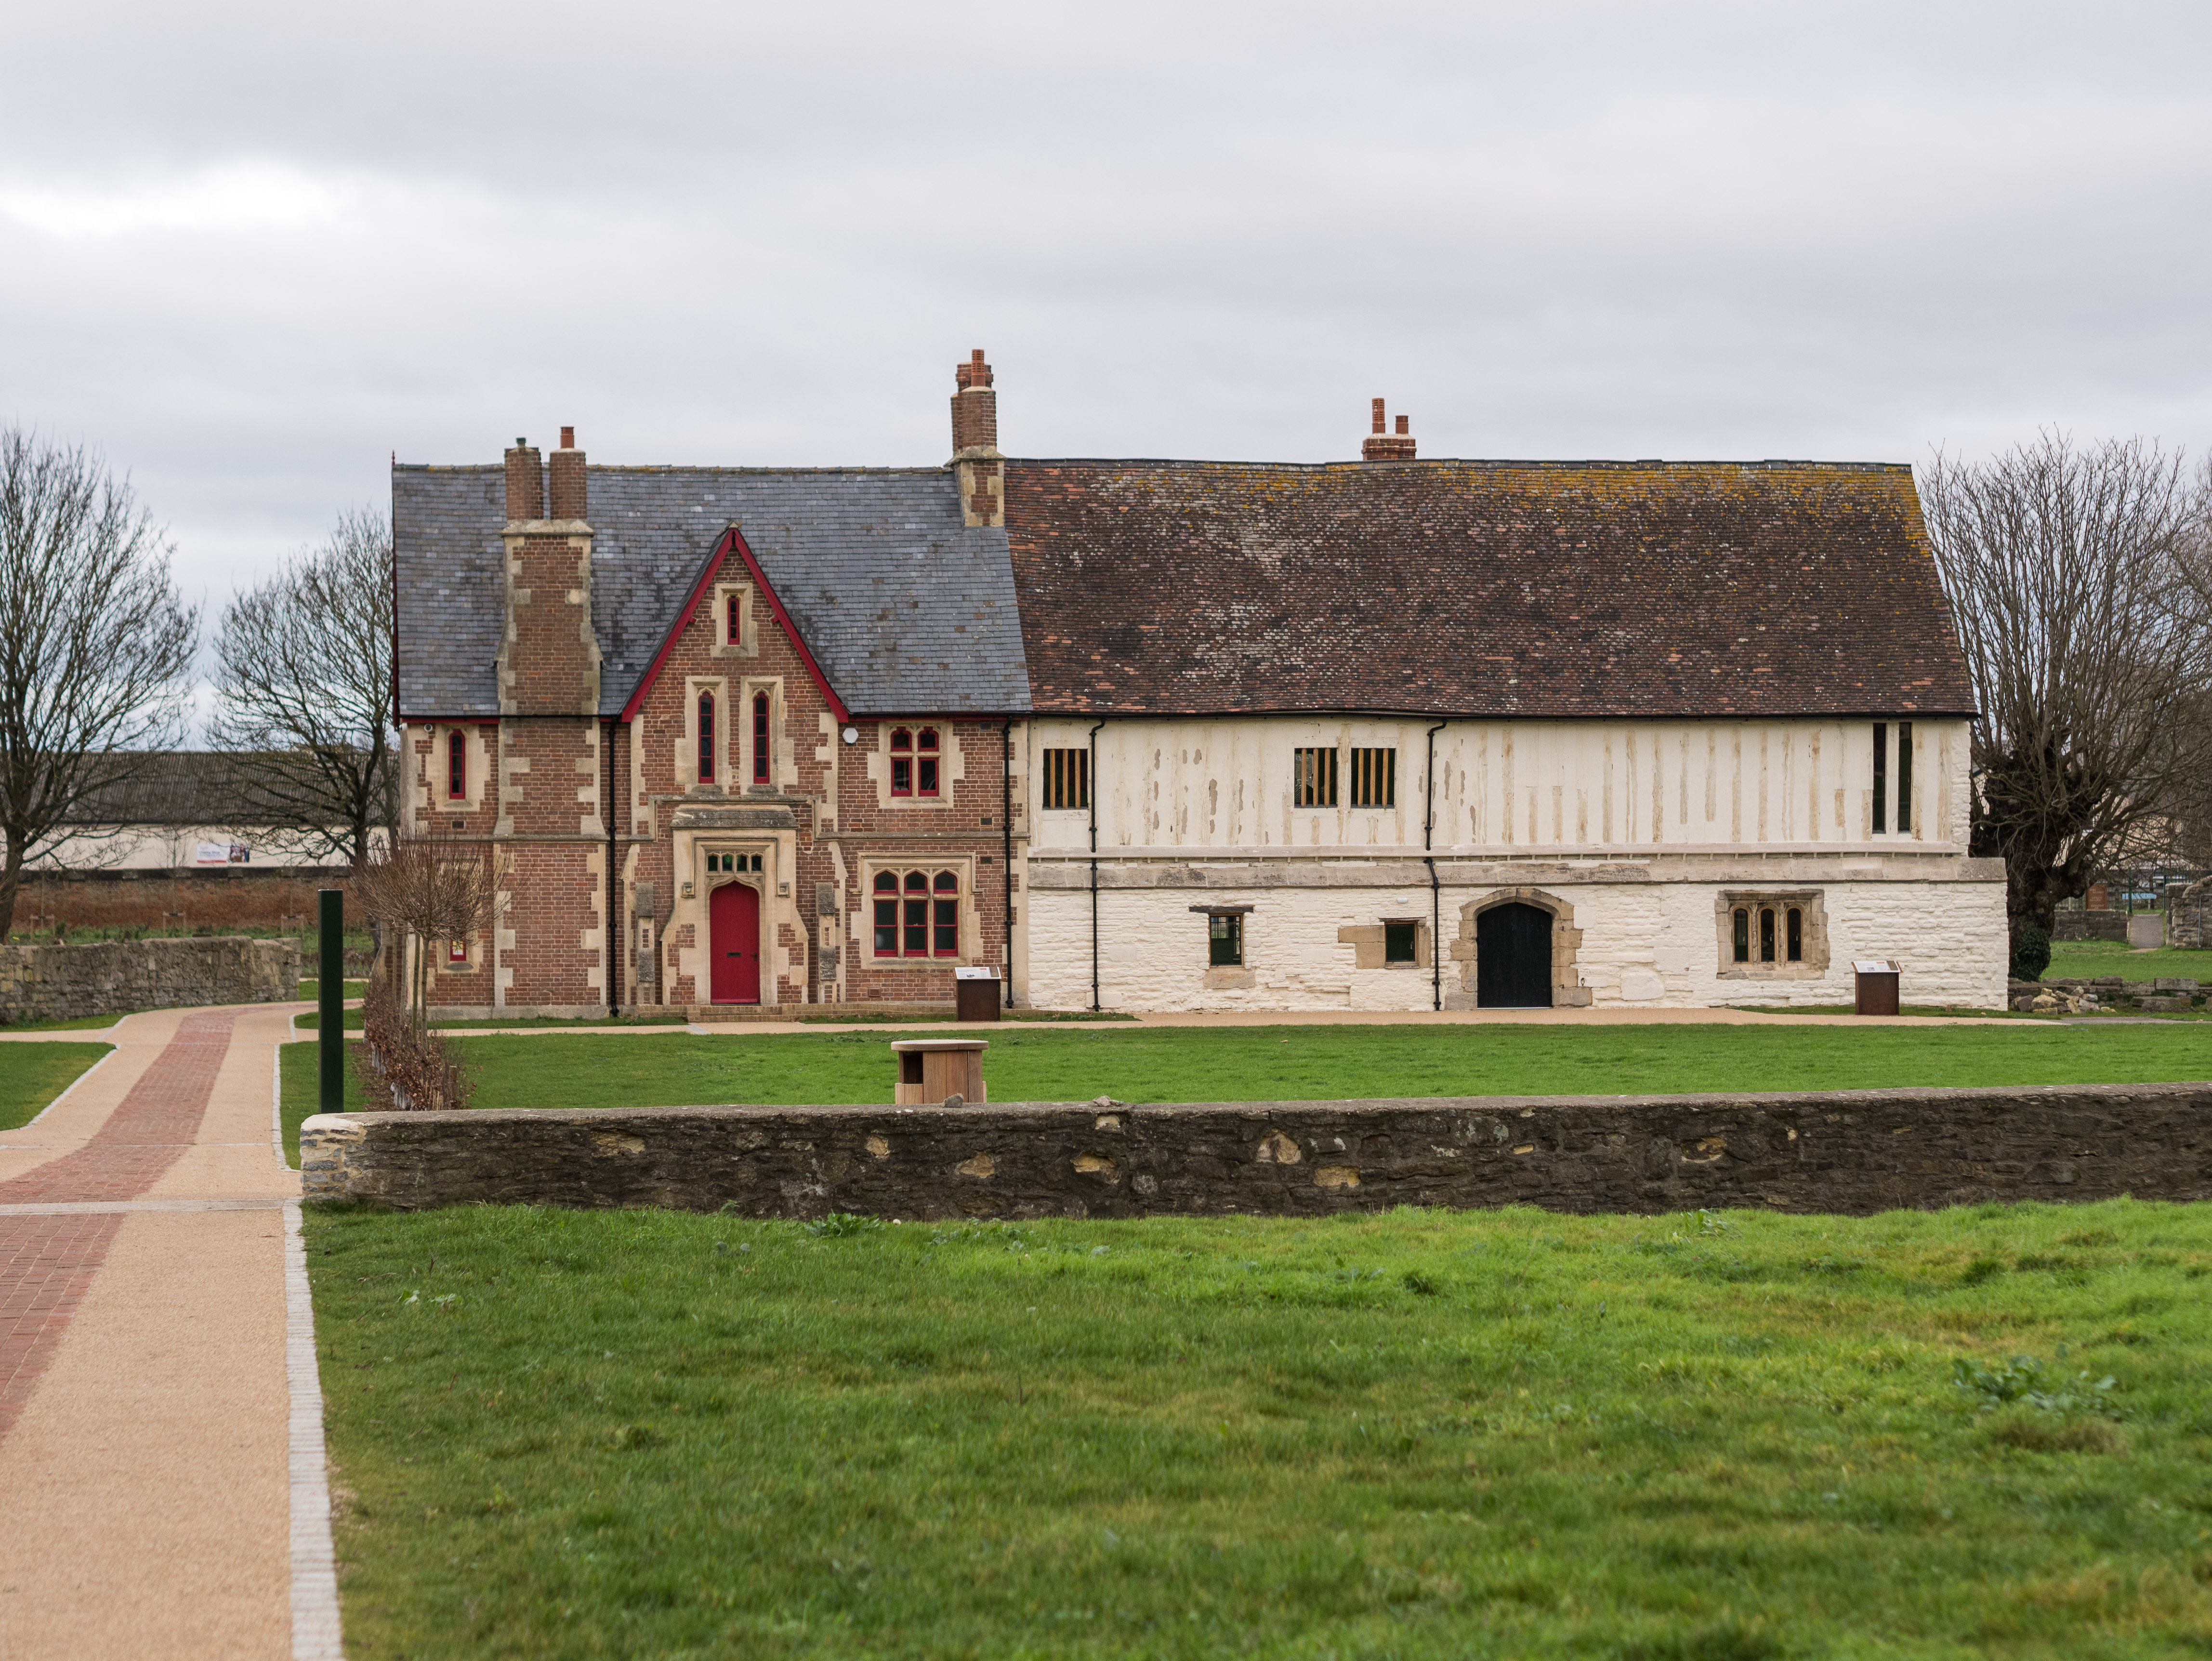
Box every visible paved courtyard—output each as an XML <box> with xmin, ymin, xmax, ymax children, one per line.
<box><xmin>0</xmin><ymin>1005</ymin><xmax>334</xmax><ymax>1660</ymax></box>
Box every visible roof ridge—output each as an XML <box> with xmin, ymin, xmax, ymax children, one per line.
<box><xmin>391</xmin><ymin>462</ymin><xmax>954</xmax><ymax>476</ymax></box>
<box><xmin>1004</xmin><ymin>457</ymin><xmax>1913</xmax><ymax>472</ymax></box>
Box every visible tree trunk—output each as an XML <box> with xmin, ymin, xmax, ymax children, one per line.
<box><xmin>0</xmin><ymin>830</ymin><xmax>22</xmax><ymax>937</ymax></box>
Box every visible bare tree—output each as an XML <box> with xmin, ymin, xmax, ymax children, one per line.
<box><xmin>209</xmin><ymin>506</ymin><xmax>396</xmax><ymax>868</ymax></box>
<box><xmin>348</xmin><ymin>828</ymin><xmax>500</xmax><ymax>1038</ymax></box>
<box><xmin>1922</xmin><ymin>432</ymin><xmax>2212</xmax><ymax>964</ymax></box>
<box><xmin>0</xmin><ymin>428</ymin><xmax>199</xmax><ymax>934</ymax></box>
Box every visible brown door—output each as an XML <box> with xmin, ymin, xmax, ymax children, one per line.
<box><xmin>710</xmin><ymin>883</ymin><xmax>761</xmax><ymax>1004</ymax></box>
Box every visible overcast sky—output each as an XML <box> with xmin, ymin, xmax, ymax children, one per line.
<box><xmin>4</xmin><ymin>0</ymin><xmax>2209</xmax><ymax>611</ymax></box>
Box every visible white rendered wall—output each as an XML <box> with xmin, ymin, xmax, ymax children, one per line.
<box><xmin>1026</xmin><ymin>716</ymin><xmax>1970</xmax><ymax>858</ymax></box>
<box><xmin>1023</xmin><ymin>876</ymin><xmax>2007</xmax><ymax>1014</ymax></box>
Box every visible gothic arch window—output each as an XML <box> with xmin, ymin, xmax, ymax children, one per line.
<box><xmin>752</xmin><ymin>691</ymin><xmax>771</xmax><ymax>784</ymax></box>
<box><xmin>447</xmin><ymin>729</ymin><xmax>466</xmax><ymax>800</ymax></box>
<box><xmin>890</xmin><ymin>728</ymin><xmax>913</xmax><ymax>796</ymax></box>
<box><xmin>916</xmin><ymin>727</ymin><xmax>941</xmax><ymax>797</ymax></box>
<box><xmin>698</xmin><ymin>692</ymin><xmax>716</xmax><ymax>784</ymax></box>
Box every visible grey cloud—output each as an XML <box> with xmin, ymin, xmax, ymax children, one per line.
<box><xmin>0</xmin><ymin>0</ymin><xmax>2207</xmax><ymax>607</ymax></box>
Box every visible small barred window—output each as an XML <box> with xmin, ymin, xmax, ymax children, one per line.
<box><xmin>1041</xmin><ymin>748</ymin><xmax>1090</xmax><ymax>810</ymax></box>
<box><xmin>1349</xmin><ymin>747</ymin><xmax>1396</xmax><ymax>808</ymax></box>
<box><xmin>1292</xmin><ymin>747</ymin><xmax>1338</xmax><ymax>808</ymax></box>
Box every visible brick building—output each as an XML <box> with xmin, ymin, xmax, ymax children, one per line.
<box><xmin>394</xmin><ymin>357</ymin><xmax>2005</xmax><ymax>1016</ymax></box>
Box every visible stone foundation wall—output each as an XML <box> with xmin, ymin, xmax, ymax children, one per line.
<box><xmin>301</xmin><ymin>1080</ymin><xmax>2211</xmax><ymax>1218</ymax></box>
<box><xmin>0</xmin><ymin>936</ymin><xmax>301</xmax><ymax>1024</ymax></box>
<box><xmin>1023</xmin><ymin>869</ymin><xmax>2007</xmax><ymax>1013</ymax></box>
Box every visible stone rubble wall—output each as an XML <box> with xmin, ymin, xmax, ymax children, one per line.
<box><xmin>2172</xmin><ymin>877</ymin><xmax>2212</xmax><ymax>951</ymax></box>
<box><xmin>300</xmin><ymin>1080</ymin><xmax>2210</xmax><ymax>1219</ymax></box>
<box><xmin>0</xmin><ymin>936</ymin><xmax>301</xmax><ymax>1025</ymax></box>
<box><xmin>2052</xmin><ymin>909</ymin><xmax>2132</xmax><ymax>942</ymax></box>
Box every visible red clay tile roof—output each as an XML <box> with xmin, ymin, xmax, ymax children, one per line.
<box><xmin>1003</xmin><ymin>459</ymin><xmax>1975</xmax><ymax>719</ymax></box>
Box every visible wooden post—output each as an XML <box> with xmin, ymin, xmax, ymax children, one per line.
<box><xmin>891</xmin><ymin>1038</ymin><xmax>988</xmax><ymax>1105</ymax></box>
<box><xmin>318</xmin><ymin>889</ymin><xmax>344</xmax><ymax>1112</ymax></box>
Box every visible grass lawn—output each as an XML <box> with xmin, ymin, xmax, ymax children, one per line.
<box><xmin>277</xmin><ymin>1021</ymin><xmax>2212</xmax><ymax>1170</ymax></box>
<box><xmin>0</xmin><ymin>1041</ymin><xmax>113</xmax><ymax>1131</ymax></box>
<box><xmin>0</xmin><ymin>1011</ymin><xmax>131</xmax><ymax>1033</ymax></box>
<box><xmin>2047</xmin><ymin>941</ymin><xmax>2212</xmax><ymax>983</ymax></box>
<box><xmin>299</xmin><ymin>978</ymin><xmax>371</xmax><ymax>1002</ymax></box>
<box><xmin>305</xmin><ymin>1196</ymin><xmax>2212</xmax><ymax>1658</ymax></box>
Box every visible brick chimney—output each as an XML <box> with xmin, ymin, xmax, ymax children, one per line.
<box><xmin>497</xmin><ymin>426</ymin><xmax>602</xmax><ymax>718</ymax></box>
<box><xmin>549</xmin><ymin>424</ymin><xmax>587</xmax><ymax>520</ymax></box>
<box><xmin>505</xmin><ymin>436</ymin><xmax>542</xmax><ymax>519</ymax></box>
<box><xmin>949</xmin><ymin>349</ymin><xmax>1004</xmax><ymax>529</ymax></box>
<box><xmin>1362</xmin><ymin>398</ymin><xmax>1417</xmax><ymax>462</ymax></box>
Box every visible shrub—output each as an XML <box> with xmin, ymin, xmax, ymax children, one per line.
<box><xmin>356</xmin><ymin>980</ymin><xmax>473</xmax><ymax>1112</ymax></box>
<box><xmin>2009</xmin><ymin>921</ymin><xmax>2052</xmax><ymax>982</ymax></box>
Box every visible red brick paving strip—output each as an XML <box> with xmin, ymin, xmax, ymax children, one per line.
<box><xmin>0</xmin><ymin>1012</ymin><xmax>239</xmax><ymax>1443</ymax></box>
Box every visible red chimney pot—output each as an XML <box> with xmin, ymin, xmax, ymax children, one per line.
<box><xmin>560</xmin><ymin>426</ymin><xmax>575</xmax><ymax>449</ymax></box>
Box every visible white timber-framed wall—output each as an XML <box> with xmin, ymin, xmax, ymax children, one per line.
<box><xmin>1012</xmin><ymin>714</ymin><xmax>2007</xmax><ymax>1012</ymax></box>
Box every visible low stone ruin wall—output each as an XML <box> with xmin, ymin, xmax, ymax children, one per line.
<box><xmin>301</xmin><ymin>1081</ymin><xmax>2212</xmax><ymax>1219</ymax></box>
<box><xmin>2173</xmin><ymin>878</ymin><xmax>2212</xmax><ymax>951</ymax></box>
<box><xmin>0</xmin><ymin>936</ymin><xmax>301</xmax><ymax>1025</ymax></box>
<box><xmin>2054</xmin><ymin>909</ymin><xmax>2131</xmax><ymax>942</ymax></box>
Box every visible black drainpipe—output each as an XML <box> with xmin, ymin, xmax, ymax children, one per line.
<box><xmin>1425</xmin><ymin>720</ymin><xmax>1447</xmax><ymax>1012</ymax></box>
<box><xmin>1088</xmin><ymin>718</ymin><xmax>1105</xmax><ymax>1012</ymax></box>
<box><xmin>1002</xmin><ymin>716</ymin><xmax>1015</xmax><ymax>1008</ymax></box>
<box><xmin>607</xmin><ymin>716</ymin><xmax>620</xmax><ymax>1018</ymax></box>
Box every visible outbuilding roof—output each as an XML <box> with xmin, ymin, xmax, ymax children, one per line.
<box><xmin>1002</xmin><ymin>458</ymin><xmax>1975</xmax><ymax>719</ymax></box>
<box><xmin>393</xmin><ymin>465</ymin><xmax>1031</xmax><ymax>718</ymax></box>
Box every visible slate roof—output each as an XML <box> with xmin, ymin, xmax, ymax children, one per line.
<box><xmin>1002</xmin><ymin>459</ymin><xmax>1975</xmax><ymax>719</ymax></box>
<box><xmin>56</xmin><ymin>751</ymin><xmax>323</xmax><ymax>826</ymax></box>
<box><xmin>393</xmin><ymin>465</ymin><xmax>1030</xmax><ymax>718</ymax></box>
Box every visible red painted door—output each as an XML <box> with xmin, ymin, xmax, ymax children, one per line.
<box><xmin>710</xmin><ymin>882</ymin><xmax>761</xmax><ymax>1004</ymax></box>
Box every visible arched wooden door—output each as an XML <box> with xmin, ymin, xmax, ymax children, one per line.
<box><xmin>710</xmin><ymin>882</ymin><xmax>761</xmax><ymax>1004</ymax></box>
<box><xmin>1476</xmin><ymin>902</ymin><xmax>1553</xmax><ymax>1008</ymax></box>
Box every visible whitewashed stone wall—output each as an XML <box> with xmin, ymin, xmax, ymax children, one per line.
<box><xmin>1022</xmin><ymin>863</ymin><xmax>2006</xmax><ymax>1013</ymax></box>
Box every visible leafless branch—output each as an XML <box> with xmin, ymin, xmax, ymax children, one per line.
<box><xmin>348</xmin><ymin>827</ymin><xmax>501</xmax><ymax>1038</ymax></box>
<box><xmin>1921</xmin><ymin>431</ymin><xmax>2212</xmax><ymax>949</ymax></box>
<box><xmin>0</xmin><ymin>427</ymin><xmax>199</xmax><ymax>932</ymax></box>
<box><xmin>209</xmin><ymin>506</ymin><xmax>396</xmax><ymax>867</ymax></box>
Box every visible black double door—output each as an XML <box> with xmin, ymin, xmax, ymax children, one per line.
<box><xmin>1476</xmin><ymin>903</ymin><xmax>1553</xmax><ymax>1008</ymax></box>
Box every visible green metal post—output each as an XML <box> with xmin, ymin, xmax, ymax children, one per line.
<box><xmin>318</xmin><ymin>888</ymin><xmax>344</xmax><ymax>1113</ymax></box>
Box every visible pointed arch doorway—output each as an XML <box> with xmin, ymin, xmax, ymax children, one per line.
<box><xmin>710</xmin><ymin>882</ymin><xmax>762</xmax><ymax>1004</ymax></box>
<box><xmin>1476</xmin><ymin>901</ymin><xmax>1553</xmax><ymax>1008</ymax></box>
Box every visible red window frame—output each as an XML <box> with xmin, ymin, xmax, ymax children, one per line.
<box><xmin>447</xmin><ymin>939</ymin><xmax>468</xmax><ymax>964</ymax></box>
<box><xmin>698</xmin><ymin>692</ymin><xmax>716</xmax><ymax>784</ymax></box>
<box><xmin>916</xmin><ymin>727</ymin><xmax>940</xmax><ymax>797</ymax></box>
<box><xmin>726</xmin><ymin>592</ymin><xmax>742</xmax><ymax>645</ymax></box>
<box><xmin>446</xmin><ymin>729</ymin><xmax>466</xmax><ymax>800</ymax></box>
<box><xmin>752</xmin><ymin>691</ymin><xmax>770</xmax><ymax>784</ymax></box>
<box><xmin>889</xmin><ymin>727</ymin><xmax>912</xmax><ymax>796</ymax></box>
<box><xmin>870</xmin><ymin>869</ymin><xmax>960</xmax><ymax>958</ymax></box>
